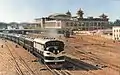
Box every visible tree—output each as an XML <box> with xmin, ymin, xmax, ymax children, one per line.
<box><xmin>0</xmin><ymin>22</ymin><xmax>8</xmax><ymax>29</ymax></box>
<box><xmin>108</xmin><ymin>21</ymin><xmax>114</xmax><ymax>28</ymax></box>
<box><xmin>114</xmin><ymin>19</ymin><xmax>120</xmax><ymax>26</ymax></box>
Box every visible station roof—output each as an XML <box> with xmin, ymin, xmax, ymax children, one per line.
<box><xmin>48</xmin><ymin>13</ymin><xmax>69</xmax><ymax>18</ymax></box>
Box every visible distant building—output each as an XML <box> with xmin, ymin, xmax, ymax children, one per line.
<box><xmin>112</xmin><ymin>26</ymin><xmax>120</xmax><ymax>40</ymax></box>
<box><xmin>7</xmin><ymin>26</ymin><xmax>13</xmax><ymax>29</ymax></box>
<box><xmin>7</xmin><ymin>22</ymin><xmax>40</xmax><ymax>29</ymax></box>
<box><xmin>35</xmin><ymin>8</ymin><xmax>109</xmax><ymax>33</ymax></box>
<box><xmin>9</xmin><ymin>22</ymin><xmax>19</xmax><ymax>29</ymax></box>
<box><xmin>20</xmin><ymin>22</ymin><xmax>40</xmax><ymax>29</ymax></box>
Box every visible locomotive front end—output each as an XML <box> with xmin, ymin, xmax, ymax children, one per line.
<box><xmin>44</xmin><ymin>40</ymin><xmax>65</xmax><ymax>63</ymax></box>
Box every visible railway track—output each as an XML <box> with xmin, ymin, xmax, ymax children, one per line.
<box><xmin>5</xmin><ymin>40</ymin><xmax>36</xmax><ymax>75</ymax></box>
<box><xmin>66</xmin><ymin>57</ymin><xmax>96</xmax><ymax>75</ymax></box>
<box><xmin>73</xmin><ymin>45</ymin><xmax>120</xmax><ymax>72</ymax></box>
<box><xmin>44</xmin><ymin>64</ymin><xmax>71</xmax><ymax>75</ymax></box>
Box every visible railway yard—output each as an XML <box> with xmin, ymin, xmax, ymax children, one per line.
<box><xmin>0</xmin><ymin>33</ymin><xmax>120</xmax><ymax>75</ymax></box>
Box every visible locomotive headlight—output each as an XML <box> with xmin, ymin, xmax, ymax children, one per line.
<box><xmin>53</xmin><ymin>50</ymin><xmax>55</xmax><ymax>53</ymax></box>
<box><xmin>57</xmin><ymin>50</ymin><xmax>59</xmax><ymax>53</ymax></box>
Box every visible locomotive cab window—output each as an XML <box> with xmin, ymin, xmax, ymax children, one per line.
<box><xmin>45</xmin><ymin>41</ymin><xmax>64</xmax><ymax>47</ymax></box>
<box><xmin>45</xmin><ymin>41</ymin><xmax>64</xmax><ymax>52</ymax></box>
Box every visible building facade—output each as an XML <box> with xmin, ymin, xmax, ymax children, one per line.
<box><xmin>112</xmin><ymin>26</ymin><xmax>120</xmax><ymax>40</ymax></box>
<box><xmin>35</xmin><ymin>8</ymin><xmax>109</xmax><ymax>32</ymax></box>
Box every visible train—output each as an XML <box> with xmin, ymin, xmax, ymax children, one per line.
<box><xmin>0</xmin><ymin>32</ymin><xmax>65</xmax><ymax>65</ymax></box>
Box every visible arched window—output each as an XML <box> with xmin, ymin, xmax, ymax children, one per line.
<box><xmin>74</xmin><ymin>23</ymin><xmax>77</xmax><ymax>26</ymax></box>
<box><xmin>66</xmin><ymin>22</ymin><xmax>69</xmax><ymax>26</ymax></box>
<box><xmin>71</xmin><ymin>22</ymin><xmax>73</xmax><ymax>26</ymax></box>
<box><xmin>98</xmin><ymin>22</ymin><xmax>101</xmax><ymax>26</ymax></box>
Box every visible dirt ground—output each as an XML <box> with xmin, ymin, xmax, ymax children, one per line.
<box><xmin>0</xmin><ymin>33</ymin><xmax>120</xmax><ymax>75</ymax></box>
<box><xmin>64</xmin><ymin>35</ymin><xmax>120</xmax><ymax>75</ymax></box>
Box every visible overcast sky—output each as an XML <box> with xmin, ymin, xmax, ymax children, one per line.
<box><xmin>0</xmin><ymin>0</ymin><xmax>120</xmax><ymax>23</ymax></box>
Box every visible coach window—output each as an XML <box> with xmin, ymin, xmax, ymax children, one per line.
<box><xmin>79</xmin><ymin>24</ymin><xmax>81</xmax><ymax>26</ymax></box>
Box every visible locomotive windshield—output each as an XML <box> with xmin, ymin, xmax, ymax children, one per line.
<box><xmin>45</xmin><ymin>41</ymin><xmax>64</xmax><ymax>53</ymax></box>
<box><xmin>46</xmin><ymin>46</ymin><xmax>63</xmax><ymax>51</ymax></box>
<box><xmin>45</xmin><ymin>41</ymin><xmax>64</xmax><ymax>47</ymax></box>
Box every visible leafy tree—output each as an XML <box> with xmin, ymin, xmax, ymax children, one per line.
<box><xmin>114</xmin><ymin>19</ymin><xmax>120</xmax><ymax>26</ymax></box>
<box><xmin>0</xmin><ymin>22</ymin><xmax>8</xmax><ymax>29</ymax></box>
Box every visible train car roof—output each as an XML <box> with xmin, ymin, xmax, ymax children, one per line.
<box><xmin>33</xmin><ymin>37</ymin><xmax>57</xmax><ymax>44</ymax></box>
<box><xmin>9</xmin><ymin>34</ymin><xmax>21</xmax><ymax>37</ymax></box>
<box><xmin>25</xmin><ymin>37</ymin><xmax>34</xmax><ymax>41</ymax></box>
<box><xmin>0</xmin><ymin>32</ymin><xmax>3</xmax><ymax>34</ymax></box>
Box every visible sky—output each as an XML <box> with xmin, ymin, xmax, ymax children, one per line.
<box><xmin>0</xmin><ymin>0</ymin><xmax>120</xmax><ymax>23</ymax></box>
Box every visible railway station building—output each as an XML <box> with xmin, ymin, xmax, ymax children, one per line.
<box><xmin>112</xmin><ymin>26</ymin><xmax>120</xmax><ymax>41</ymax></box>
<box><xmin>35</xmin><ymin>8</ymin><xmax>109</xmax><ymax>33</ymax></box>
